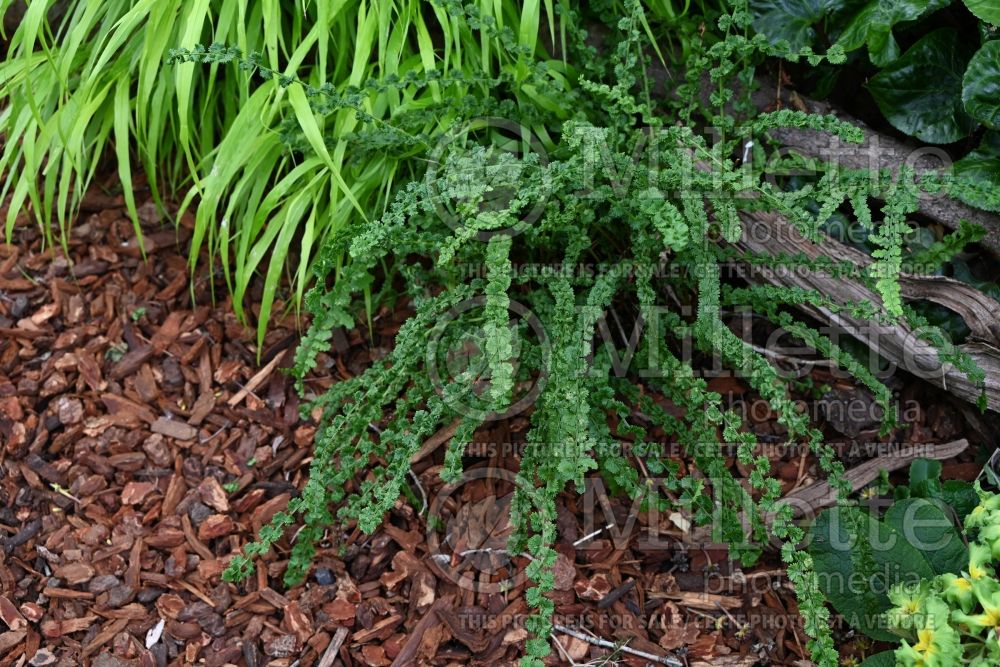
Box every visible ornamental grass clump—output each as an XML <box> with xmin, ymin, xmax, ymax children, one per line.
<box><xmin>1</xmin><ymin>0</ymin><xmax>575</xmax><ymax>345</ymax></box>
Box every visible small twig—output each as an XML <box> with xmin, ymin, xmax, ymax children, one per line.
<box><xmin>50</xmin><ymin>483</ymin><xmax>81</xmax><ymax>505</ymax></box>
<box><xmin>410</xmin><ymin>417</ymin><xmax>463</xmax><ymax>463</ymax></box>
<box><xmin>553</xmin><ymin>624</ymin><xmax>684</xmax><ymax>667</ymax></box>
<box><xmin>1</xmin><ymin>518</ymin><xmax>42</xmax><ymax>555</ymax></box>
<box><xmin>744</xmin><ymin>340</ymin><xmax>837</xmax><ymax>369</ymax></box>
<box><xmin>317</xmin><ymin>627</ymin><xmax>349</xmax><ymax>667</ymax></box>
<box><xmin>552</xmin><ymin>631</ymin><xmax>583</xmax><ymax>666</ymax></box>
<box><xmin>199</xmin><ymin>422</ymin><xmax>231</xmax><ymax>445</ymax></box>
<box><xmin>781</xmin><ymin>438</ymin><xmax>970</xmax><ymax>515</ymax></box>
<box><xmin>573</xmin><ymin>523</ymin><xmax>612</xmax><ymax>547</ymax></box>
<box><xmin>227</xmin><ymin>352</ymin><xmax>284</xmax><ymax>407</ymax></box>
<box><xmin>409</xmin><ymin>469</ymin><xmax>428</xmax><ymax>514</ymax></box>
<box><xmin>597</xmin><ymin>579</ymin><xmax>635</xmax><ymax>609</ymax></box>
<box><xmin>715</xmin><ymin>601</ymin><xmax>745</xmax><ymax>630</ymax></box>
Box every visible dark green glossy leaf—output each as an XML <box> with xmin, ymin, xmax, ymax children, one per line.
<box><xmin>952</xmin><ymin>131</ymin><xmax>1000</xmax><ymax>211</ymax></box>
<box><xmin>908</xmin><ymin>458</ymin><xmax>942</xmax><ymax>489</ymax></box>
<box><xmin>941</xmin><ymin>480</ymin><xmax>980</xmax><ymax>520</ymax></box>
<box><xmin>963</xmin><ymin>40</ymin><xmax>1000</xmax><ymax>128</ymax></box>
<box><xmin>902</xmin><ymin>458</ymin><xmax>979</xmax><ymax>520</ymax></box>
<box><xmin>906</xmin><ymin>458</ymin><xmax>945</xmax><ymax>499</ymax></box>
<box><xmin>962</xmin><ymin>0</ymin><xmax>1000</xmax><ymax>25</ymax></box>
<box><xmin>867</xmin><ymin>29</ymin><xmax>976</xmax><ymax>143</ymax></box>
<box><xmin>836</xmin><ymin>0</ymin><xmax>951</xmax><ymax>66</ymax></box>
<box><xmin>860</xmin><ymin>651</ymin><xmax>898</xmax><ymax>667</ymax></box>
<box><xmin>750</xmin><ymin>0</ymin><xmax>844</xmax><ymax>50</ymax></box>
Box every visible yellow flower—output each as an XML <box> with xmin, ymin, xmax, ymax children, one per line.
<box><xmin>952</xmin><ymin>578</ymin><xmax>1000</xmax><ymax>635</ymax></box>
<box><xmin>968</xmin><ymin>543</ymin><xmax>993</xmax><ymax>581</ymax></box>
<box><xmin>895</xmin><ymin>600</ymin><xmax>962</xmax><ymax>667</ymax></box>
<box><xmin>938</xmin><ymin>573</ymin><xmax>975</xmax><ymax>613</ymax></box>
<box><xmin>914</xmin><ymin>628</ymin><xmax>935</xmax><ymax>653</ymax></box>
<box><xmin>888</xmin><ymin>582</ymin><xmax>931</xmax><ymax>633</ymax></box>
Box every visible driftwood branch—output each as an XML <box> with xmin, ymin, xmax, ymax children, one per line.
<box><xmin>752</xmin><ymin>81</ymin><xmax>1000</xmax><ymax>256</ymax></box>
<box><xmin>553</xmin><ymin>624</ymin><xmax>684</xmax><ymax>666</ymax></box>
<box><xmin>734</xmin><ymin>209</ymin><xmax>1000</xmax><ymax>412</ymax></box>
<box><xmin>781</xmin><ymin>438</ymin><xmax>970</xmax><ymax>516</ymax></box>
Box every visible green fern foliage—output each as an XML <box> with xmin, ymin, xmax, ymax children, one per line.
<box><xmin>221</xmin><ymin>2</ymin><xmax>987</xmax><ymax>666</ymax></box>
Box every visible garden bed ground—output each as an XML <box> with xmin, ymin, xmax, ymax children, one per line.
<box><xmin>0</xmin><ymin>177</ymin><xmax>994</xmax><ymax>666</ymax></box>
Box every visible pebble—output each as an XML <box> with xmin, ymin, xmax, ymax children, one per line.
<box><xmin>187</xmin><ymin>502</ymin><xmax>213</xmax><ymax>526</ymax></box>
<box><xmin>137</xmin><ymin>587</ymin><xmax>164</xmax><ymax>604</ymax></box>
<box><xmin>88</xmin><ymin>574</ymin><xmax>121</xmax><ymax>594</ymax></box>
<box><xmin>104</xmin><ymin>583</ymin><xmax>136</xmax><ymax>608</ymax></box>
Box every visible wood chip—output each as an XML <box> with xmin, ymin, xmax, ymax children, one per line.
<box><xmin>197</xmin><ymin>514</ymin><xmax>235</xmax><ymax>540</ymax></box>
<box><xmin>0</xmin><ymin>596</ymin><xmax>26</xmax><ymax>631</ymax></box>
<box><xmin>41</xmin><ymin>616</ymin><xmax>98</xmax><ymax>637</ymax></box>
<box><xmin>197</xmin><ymin>477</ymin><xmax>230</xmax><ymax>512</ymax></box>
<box><xmin>52</xmin><ymin>562</ymin><xmax>95</xmax><ymax>585</ymax></box>
<box><xmin>121</xmin><ymin>481</ymin><xmax>156</xmax><ymax>505</ymax></box>
<box><xmin>151</xmin><ymin>417</ymin><xmax>197</xmax><ymax>441</ymax></box>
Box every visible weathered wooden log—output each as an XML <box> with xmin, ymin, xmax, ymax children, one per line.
<box><xmin>751</xmin><ymin>80</ymin><xmax>1000</xmax><ymax>256</ymax></box>
<box><xmin>735</xmin><ymin>209</ymin><xmax>1000</xmax><ymax>412</ymax></box>
<box><xmin>781</xmin><ymin>439</ymin><xmax>970</xmax><ymax>515</ymax></box>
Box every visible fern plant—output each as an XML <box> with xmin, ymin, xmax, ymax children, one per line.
<box><xmin>220</xmin><ymin>2</ymin><xmax>986</xmax><ymax>665</ymax></box>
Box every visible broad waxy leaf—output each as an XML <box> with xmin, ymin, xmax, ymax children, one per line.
<box><xmin>963</xmin><ymin>40</ymin><xmax>1000</xmax><ymax>129</ymax></box>
<box><xmin>952</xmin><ymin>131</ymin><xmax>1000</xmax><ymax>211</ymax></box>
<box><xmin>901</xmin><ymin>457</ymin><xmax>980</xmax><ymax>519</ymax></box>
<box><xmin>867</xmin><ymin>28</ymin><xmax>976</xmax><ymax>143</ymax></box>
<box><xmin>882</xmin><ymin>498</ymin><xmax>968</xmax><ymax>576</ymax></box>
<box><xmin>836</xmin><ymin>0</ymin><xmax>951</xmax><ymax>66</ymax></box>
<box><xmin>962</xmin><ymin>0</ymin><xmax>1000</xmax><ymax>25</ymax></box>
<box><xmin>859</xmin><ymin>651</ymin><xmax>897</xmax><ymax>667</ymax></box>
<box><xmin>906</xmin><ymin>457</ymin><xmax>943</xmax><ymax>492</ymax></box>
<box><xmin>749</xmin><ymin>0</ymin><xmax>844</xmax><ymax>51</ymax></box>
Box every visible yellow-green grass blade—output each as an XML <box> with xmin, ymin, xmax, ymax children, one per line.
<box><xmin>185</xmin><ymin>84</ymin><xmax>275</xmax><ymax>272</ymax></box>
<box><xmin>519</xmin><ymin>0</ymin><xmax>540</xmax><ymax>55</ymax></box>
<box><xmin>174</xmin><ymin>0</ymin><xmax>212</xmax><ymax>189</ymax></box>
<box><xmin>257</xmin><ymin>183</ymin><xmax>320</xmax><ymax>352</ymax></box>
<box><xmin>58</xmin><ymin>1</ymin><xmax>105</xmax><ymax>84</ymax></box>
<box><xmin>293</xmin><ymin>199</ymin><xmax>316</xmax><ymax>320</ymax></box>
<box><xmin>286</xmin><ymin>83</ymin><xmax>367</xmax><ymax>223</ymax></box>
<box><xmin>413</xmin><ymin>8</ymin><xmax>440</xmax><ymax>101</ymax></box>
<box><xmin>114</xmin><ymin>76</ymin><xmax>142</xmax><ymax>254</ymax></box>
<box><xmin>89</xmin><ymin>0</ymin><xmax>158</xmax><ymax>77</ymax></box>
<box><xmin>233</xmin><ymin>155</ymin><xmax>318</xmax><ymax>306</ymax></box>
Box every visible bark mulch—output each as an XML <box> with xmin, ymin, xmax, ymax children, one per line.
<box><xmin>0</xmin><ymin>185</ymin><xmax>987</xmax><ymax>667</ymax></box>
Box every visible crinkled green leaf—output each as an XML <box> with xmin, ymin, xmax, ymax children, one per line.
<box><xmin>809</xmin><ymin>506</ymin><xmax>936</xmax><ymax>641</ymax></box>
<box><xmin>882</xmin><ymin>498</ymin><xmax>968</xmax><ymax>576</ymax></box>
<box><xmin>867</xmin><ymin>28</ymin><xmax>976</xmax><ymax>143</ymax></box>
<box><xmin>859</xmin><ymin>651</ymin><xmax>897</xmax><ymax>667</ymax></box>
<box><xmin>963</xmin><ymin>40</ymin><xmax>1000</xmax><ymax>129</ymax></box>
<box><xmin>940</xmin><ymin>480</ymin><xmax>980</xmax><ymax>520</ymax></box>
